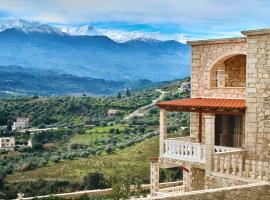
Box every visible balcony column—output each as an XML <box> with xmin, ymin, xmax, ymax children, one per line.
<box><xmin>150</xmin><ymin>161</ymin><xmax>159</xmax><ymax>196</ymax></box>
<box><xmin>216</xmin><ymin>69</ymin><xmax>225</xmax><ymax>87</ymax></box>
<box><xmin>160</xmin><ymin>109</ymin><xmax>168</xmax><ymax>157</ymax></box>
<box><xmin>204</xmin><ymin>115</ymin><xmax>215</xmax><ymax>175</ymax></box>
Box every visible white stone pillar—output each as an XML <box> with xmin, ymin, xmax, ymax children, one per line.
<box><xmin>216</xmin><ymin>70</ymin><xmax>225</xmax><ymax>87</ymax></box>
<box><xmin>159</xmin><ymin>109</ymin><xmax>168</xmax><ymax>157</ymax></box>
<box><xmin>204</xmin><ymin>115</ymin><xmax>215</xmax><ymax>175</ymax></box>
<box><xmin>150</xmin><ymin>162</ymin><xmax>159</xmax><ymax>196</ymax></box>
<box><xmin>183</xmin><ymin>169</ymin><xmax>190</xmax><ymax>192</ymax></box>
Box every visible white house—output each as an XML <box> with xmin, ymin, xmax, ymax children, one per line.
<box><xmin>0</xmin><ymin>137</ymin><xmax>15</xmax><ymax>150</ymax></box>
<box><xmin>12</xmin><ymin>117</ymin><xmax>29</xmax><ymax>131</ymax></box>
<box><xmin>107</xmin><ymin>109</ymin><xmax>119</xmax><ymax>116</ymax></box>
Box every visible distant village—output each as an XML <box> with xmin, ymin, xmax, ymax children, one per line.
<box><xmin>0</xmin><ymin>117</ymin><xmax>30</xmax><ymax>151</ymax></box>
<box><xmin>0</xmin><ymin>110</ymin><xmax>119</xmax><ymax>151</ymax></box>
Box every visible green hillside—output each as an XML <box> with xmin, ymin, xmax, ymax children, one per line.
<box><xmin>0</xmin><ymin>78</ymin><xmax>190</xmax><ymax>199</ymax></box>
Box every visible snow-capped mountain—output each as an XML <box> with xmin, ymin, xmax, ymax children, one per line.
<box><xmin>0</xmin><ymin>19</ymin><xmax>186</xmax><ymax>43</ymax></box>
<box><xmin>60</xmin><ymin>25</ymin><xmax>101</xmax><ymax>36</ymax></box>
<box><xmin>0</xmin><ymin>19</ymin><xmax>64</xmax><ymax>35</ymax></box>
<box><xmin>0</xmin><ymin>19</ymin><xmax>190</xmax><ymax>82</ymax></box>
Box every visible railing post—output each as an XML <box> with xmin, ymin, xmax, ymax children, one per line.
<box><xmin>204</xmin><ymin>115</ymin><xmax>215</xmax><ymax>174</ymax></box>
<box><xmin>232</xmin><ymin>154</ymin><xmax>236</xmax><ymax>175</ymax></box>
<box><xmin>214</xmin><ymin>154</ymin><xmax>219</xmax><ymax>172</ymax></box>
<box><xmin>220</xmin><ymin>155</ymin><xmax>224</xmax><ymax>173</ymax></box>
<box><xmin>159</xmin><ymin>109</ymin><xmax>167</xmax><ymax>157</ymax></box>
<box><xmin>251</xmin><ymin>160</ymin><xmax>256</xmax><ymax>179</ymax></box>
<box><xmin>238</xmin><ymin>155</ymin><xmax>243</xmax><ymax>177</ymax></box>
<box><xmin>264</xmin><ymin>162</ymin><xmax>269</xmax><ymax>181</ymax></box>
<box><xmin>258</xmin><ymin>161</ymin><xmax>263</xmax><ymax>180</ymax></box>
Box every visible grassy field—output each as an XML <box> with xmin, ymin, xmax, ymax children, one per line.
<box><xmin>69</xmin><ymin>125</ymin><xmax>127</xmax><ymax>145</ymax></box>
<box><xmin>87</xmin><ymin>125</ymin><xmax>127</xmax><ymax>133</ymax></box>
<box><xmin>6</xmin><ymin>136</ymin><xmax>159</xmax><ymax>183</ymax></box>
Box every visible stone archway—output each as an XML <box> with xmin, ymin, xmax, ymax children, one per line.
<box><xmin>206</xmin><ymin>51</ymin><xmax>247</xmax><ymax>88</ymax></box>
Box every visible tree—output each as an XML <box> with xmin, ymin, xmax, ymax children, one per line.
<box><xmin>0</xmin><ymin>171</ymin><xmax>6</xmax><ymax>189</ymax></box>
<box><xmin>105</xmin><ymin>145</ymin><xmax>114</xmax><ymax>154</ymax></box>
<box><xmin>114</xmin><ymin>129</ymin><xmax>120</xmax><ymax>135</ymax></box>
<box><xmin>111</xmin><ymin>174</ymin><xmax>132</xmax><ymax>200</ymax></box>
<box><xmin>83</xmin><ymin>172</ymin><xmax>108</xmax><ymax>190</ymax></box>
<box><xmin>126</xmin><ymin>88</ymin><xmax>130</xmax><ymax>97</ymax></box>
<box><xmin>117</xmin><ymin>92</ymin><xmax>121</xmax><ymax>99</ymax></box>
<box><xmin>7</xmin><ymin>120</ymin><xmax>13</xmax><ymax>132</ymax></box>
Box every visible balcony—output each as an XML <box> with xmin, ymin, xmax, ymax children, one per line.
<box><xmin>163</xmin><ymin>137</ymin><xmax>244</xmax><ymax>165</ymax></box>
<box><xmin>163</xmin><ymin>137</ymin><xmax>205</xmax><ymax>163</ymax></box>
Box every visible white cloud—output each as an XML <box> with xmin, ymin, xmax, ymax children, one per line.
<box><xmin>0</xmin><ymin>0</ymin><xmax>269</xmax><ymax>25</ymax></box>
<box><xmin>0</xmin><ymin>0</ymin><xmax>269</xmax><ymax>40</ymax></box>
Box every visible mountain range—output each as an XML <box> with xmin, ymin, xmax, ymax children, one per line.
<box><xmin>0</xmin><ymin>19</ymin><xmax>190</xmax><ymax>95</ymax></box>
<box><xmin>0</xmin><ymin>65</ymin><xmax>155</xmax><ymax>97</ymax></box>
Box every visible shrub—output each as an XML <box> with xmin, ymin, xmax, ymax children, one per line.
<box><xmin>80</xmin><ymin>151</ymin><xmax>89</xmax><ymax>158</ymax></box>
<box><xmin>83</xmin><ymin>172</ymin><xmax>108</xmax><ymax>190</ymax></box>
<box><xmin>105</xmin><ymin>145</ymin><xmax>114</xmax><ymax>154</ymax></box>
<box><xmin>109</xmin><ymin>128</ymin><xmax>115</xmax><ymax>134</ymax></box>
<box><xmin>86</xmin><ymin>147</ymin><xmax>96</xmax><ymax>154</ymax></box>
<box><xmin>50</xmin><ymin>156</ymin><xmax>60</xmax><ymax>163</ymax></box>
<box><xmin>66</xmin><ymin>153</ymin><xmax>76</xmax><ymax>160</ymax></box>
<box><xmin>39</xmin><ymin>124</ymin><xmax>46</xmax><ymax>129</ymax></box>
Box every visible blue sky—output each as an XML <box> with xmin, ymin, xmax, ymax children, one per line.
<box><xmin>0</xmin><ymin>0</ymin><xmax>269</xmax><ymax>42</ymax></box>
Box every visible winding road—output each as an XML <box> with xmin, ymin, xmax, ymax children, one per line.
<box><xmin>124</xmin><ymin>89</ymin><xmax>165</xmax><ymax>121</ymax></box>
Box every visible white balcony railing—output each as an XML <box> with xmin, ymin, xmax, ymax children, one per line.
<box><xmin>163</xmin><ymin>138</ymin><xmax>205</xmax><ymax>163</ymax></box>
<box><xmin>163</xmin><ymin>138</ymin><xmax>246</xmax><ymax>164</ymax></box>
<box><xmin>213</xmin><ymin>148</ymin><xmax>270</xmax><ymax>181</ymax></box>
<box><xmin>214</xmin><ymin>145</ymin><xmax>242</xmax><ymax>153</ymax></box>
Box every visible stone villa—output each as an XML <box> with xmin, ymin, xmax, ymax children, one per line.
<box><xmin>149</xmin><ymin>28</ymin><xmax>270</xmax><ymax>198</ymax></box>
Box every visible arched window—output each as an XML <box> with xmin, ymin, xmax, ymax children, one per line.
<box><xmin>210</xmin><ymin>54</ymin><xmax>246</xmax><ymax>88</ymax></box>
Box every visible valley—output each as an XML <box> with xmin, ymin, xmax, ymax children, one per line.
<box><xmin>0</xmin><ymin>78</ymin><xmax>190</xmax><ymax>199</ymax></box>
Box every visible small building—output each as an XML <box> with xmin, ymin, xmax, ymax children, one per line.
<box><xmin>107</xmin><ymin>109</ymin><xmax>119</xmax><ymax>116</ymax></box>
<box><xmin>0</xmin><ymin>137</ymin><xmax>15</xmax><ymax>150</ymax></box>
<box><xmin>12</xmin><ymin>117</ymin><xmax>29</xmax><ymax>131</ymax></box>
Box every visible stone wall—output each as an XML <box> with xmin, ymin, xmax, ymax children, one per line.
<box><xmin>190</xmin><ymin>113</ymin><xmax>209</xmax><ymax>144</ymax></box>
<box><xmin>189</xmin><ymin>168</ymin><xmax>205</xmax><ymax>191</ymax></box>
<box><xmin>224</xmin><ymin>54</ymin><xmax>246</xmax><ymax>87</ymax></box>
<box><xmin>183</xmin><ymin>167</ymin><xmax>205</xmax><ymax>192</ymax></box>
<box><xmin>20</xmin><ymin>181</ymin><xmax>182</xmax><ymax>199</ymax></box>
<box><xmin>243</xmin><ymin>30</ymin><xmax>270</xmax><ymax>160</ymax></box>
<box><xmin>188</xmin><ymin>37</ymin><xmax>247</xmax><ymax>99</ymax></box>
<box><xmin>204</xmin><ymin>172</ymin><xmax>249</xmax><ymax>189</ymax></box>
<box><xmin>147</xmin><ymin>182</ymin><xmax>270</xmax><ymax>200</ymax></box>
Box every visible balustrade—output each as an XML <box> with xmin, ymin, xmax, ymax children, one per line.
<box><xmin>213</xmin><ymin>149</ymin><xmax>270</xmax><ymax>181</ymax></box>
<box><xmin>163</xmin><ymin>139</ymin><xmax>205</xmax><ymax>163</ymax></box>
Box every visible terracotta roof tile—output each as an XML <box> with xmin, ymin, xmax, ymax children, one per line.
<box><xmin>156</xmin><ymin>98</ymin><xmax>246</xmax><ymax>110</ymax></box>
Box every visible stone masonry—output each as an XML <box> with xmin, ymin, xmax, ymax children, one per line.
<box><xmin>224</xmin><ymin>54</ymin><xmax>246</xmax><ymax>87</ymax></box>
<box><xmin>151</xmin><ymin>28</ymin><xmax>270</xmax><ymax>198</ymax></box>
<box><xmin>242</xmin><ymin>29</ymin><xmax>270</xmax><ymax>160</ymax></box>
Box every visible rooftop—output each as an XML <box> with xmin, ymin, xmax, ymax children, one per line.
<box><xmin>241</xmin><ymin>28</ymin><xmax>270</xmax><ymax>36</ymax></box>
<box><xmin>187</xmin><ymin>37</ymin><xmax>246</xmax><ymax>46</ymax></box>
<box><xmin>187</xmin><ymin>27</ymin><xmax>270</xmax><ymax>45</ymax></box>
<box><xmin>156</xmin><ymin>98</ymin><xmax>246</xmax><ymax>112</ymax></box>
